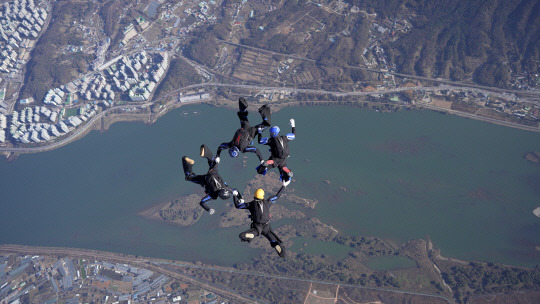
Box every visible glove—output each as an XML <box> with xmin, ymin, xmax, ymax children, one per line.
<box><xmin>232</xmin><ymin>189</ymin><xmax>239</xmax><ymax>196</ymax></box>
<box><xmin>289</xmin><ymin>118</ymin><xmax>295</xmax><ymax>128</ymax></box>
<box><xmin>209</xmin><ymin>209</ymin><xmax>215</xmax><ymax>215</ymax></box>
<box><xmin>214</xmin><ymin>156</ymin><xmax>220</xmax><ymax>164</ymax></box>
<box><xmin>283</xmin><ymin>179</ymin><xmax>291</xmax><ymax>187</ymax></box>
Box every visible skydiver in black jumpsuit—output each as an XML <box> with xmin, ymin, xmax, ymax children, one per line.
<box><xmin>215</xmin><ymin>97</ymin><xmax>271</xmax><ymax>164</ymax></box>
<box><xmin>182</xmin><ymin>144</ymin><xmax>235</xmax><ymax>215</ymax></box>
<box><xmin>256</xmin><ymin>118</ymin><xmax>296</xmax><ymax>186</ymax></box>
<box><xmin>232</xmin><ymin>186</ymin><xmax>286</xmax><ymax>258</ymax></box>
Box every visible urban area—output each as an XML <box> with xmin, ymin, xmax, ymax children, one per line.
<box><xmin>1</xmin><ymin>1</ymin><xmax>540</xmax><ymax>304</ymax></box>
<box><xmin>0</xmin><ymin>253</ymin><xmax>225</xmax><ymax>304</ymax></box>
<box><xmin>0</xmin><ymin>0</ymin><xmax>539</xmax><ymax>153</ymax></box>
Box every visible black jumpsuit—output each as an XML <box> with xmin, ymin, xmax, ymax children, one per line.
<box><xmin>182</xmin><ymin>145</ymin><xmax>233</xmax><ymax>212</ymax></box>
<box><xmin>233</xmin><ymin>186</ymin><xmax>286</xmax><ymax>257</ymax></box>
<box><xmin>216</xmin><ymin>102</ymin><xmax>271</xmax><ymax>161</ymax></box>
<box><xmin>258</xmin><ymin>126</ymin><xmax>296</xmax><ymax>181</ymax></box>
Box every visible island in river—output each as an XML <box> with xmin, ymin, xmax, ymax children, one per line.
<box><xmin>524</xmin><ymin>151</ymin><xmax>540</xmax><ymax>164</ymax></box>
<box><xmin>139</xmin><ymin>172</ymin><xmax>540</xmax><ymax>304</ymax></box>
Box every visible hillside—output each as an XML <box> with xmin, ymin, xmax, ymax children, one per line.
<box><xmin>356</xmin><ymin>0</ymin><xmax>540</xmax><ymax>88</ymax></box>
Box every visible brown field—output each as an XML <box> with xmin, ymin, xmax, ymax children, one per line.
<box><xmin>430</xmin><ymin>97</ymin><xmax>452</xmax><ymax>109</ymax></box>
<box><xmin>232</xmin><ymin>50</ymin><xmax>275</xmax><ymax>82</ymax></box>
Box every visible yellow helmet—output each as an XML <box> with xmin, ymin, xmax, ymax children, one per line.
<box><xmin>254</xmin><ymin>189</ymin><xmax>264</xmax><ymax>200</ymax></box>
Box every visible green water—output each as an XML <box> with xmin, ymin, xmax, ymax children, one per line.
<box><xmin>1</xmin><ymin>104</ymin><xmax>539</xmax><ymax>267</ymax></box>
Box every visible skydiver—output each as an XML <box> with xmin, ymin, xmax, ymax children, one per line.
<box><xmin>256</xmin><ymin>118</ymin><xmax>296</xmax><ymax>186</ymax></box>
<box><xmin>215</xmin><ymin>97</ymin><xmax>271</xmax><ymax>164</ymax></box>
<box><xmin>232</xmin><ymin>186</ymin><xmax>287</xmax><ymax>258</ymax></box>
<box><xmin>182</xmin><ymin>144</ymin><xmax>235</xmax><ymax>215</ymax></box>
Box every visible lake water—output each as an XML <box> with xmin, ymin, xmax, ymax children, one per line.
<box><xmin>1</xmin><ymin>104</ymin><xmax>539</xmax><ymax>267</ymax></box>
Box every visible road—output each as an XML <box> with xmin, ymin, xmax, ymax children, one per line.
<box><xmin>0</xmin><ymin>244</ymin><xmax>259</xmax><ymax>304</ymax></box>
<box><xmin>2</xmin><ymin>81</ymin><xmax>539</xmax><ymax>154</ymax></box>
<box><xmin>0</xmin><ymin>244</ymin><xmax>455</xmax><ymax>304</ymax></box>
<box><xmin>358</xmin><ymin>67</ymin><xmax>540</xmax><ymax>101</ymax></box>
<box><xmin>414</xmin><ymin>101</ymin><xmax>540</xmax><ymax>133</ymax></box>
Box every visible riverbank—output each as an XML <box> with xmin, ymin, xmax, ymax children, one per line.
<box><xmin>2</xmin><ymin>95</ymin><xmax>539</xmax><ymax>158</ymax></box>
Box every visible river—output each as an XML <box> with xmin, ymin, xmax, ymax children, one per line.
<box><xmin>1</xmin><ymin>104</ymin><xmax>539</xmax><ymax>267</ymax></box>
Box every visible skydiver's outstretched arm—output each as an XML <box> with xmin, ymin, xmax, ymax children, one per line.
<box><xmin>233</xmin><ymin>191</ymin><xmax>247</xmax><ymax>209</ymax></box>
<box><xmin>269</xmin><ymin>186</ymin><xmax>286</xmax><ymax>203</ymax></box>
<box><xmin>216</xmin><ymin>142</ymin><xmax>230</xmax><ymax>157</ymax></box>
<box><xmin>243</xmin><ymin>146</ymin><xmax>264</xmax><ymax>162</ymax></box>
<box><xmin>200</xmin><ymin>194</ymin><xmax>214</xmax><ymax>213</ymax></box>
<box><xmin>258</xmin><ymin>133</ymin><xmax>269</xmax><ymax>145</ymax></box>
<box><xmin>286</xmin><ymin>119</ymin><xmax>296</xmax><ymax>140</ymax></box>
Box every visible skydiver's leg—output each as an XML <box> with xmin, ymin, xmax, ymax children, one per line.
<box><xmin>243</xmin><ymin>146</ymin><xmax>264</xmax><ymax>162</ymax></box>
<box><xmin>262</xmin><ymin>225</ymin><xmax>285</xmax><ymax>258</ymax></box>
<box><xmin>239</xmin><ymin>97</ymin><xmax>248</xmax><ymax>112</ymax></box>
<box><xmin>200</xmin><ymin>144</ymin><xmax>215</xmax><ymax>166</ymax></box>
<box><xmin>238</xmin><ymin>98</ymin><xmax>250</xmax><ymax>127</ymax></box>
<box><xmin>239</xmin><ymin>226</ymin><xmax>259</xmax><ymax>243</ymax></box>
<box><xmin>182</xmin><ymin>156</ymin><xmax>194</xmax><ymax>177</ymax></box>
<box><xmin>237</xmin><ymin>111</ymin><xmax>251</xmax><ymax>129</ymax></box>
<box><xmin>258</xmin><ymin>104</ymin><xmax>271</xmax><ymax>127</ymax></box>
<box><xmin>182</xmin><ymin>156</ymin><xmax>206</xmax><ymax>183</ymax></box>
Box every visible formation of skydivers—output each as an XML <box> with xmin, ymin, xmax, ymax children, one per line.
<box><xmin>182</xmin><ymin>97</ymin><xmax>296</xmax><ymax>258</ymax></box>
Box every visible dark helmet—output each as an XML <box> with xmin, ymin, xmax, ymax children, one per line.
<box><xmin>219</xmin><ymin>188</ymin><xmax>231</xmax><ymax>200</ymax></box>
<box><xmin>270</xmin><ymin>126</ymin><xmax>280</xmax><ymax>137</ymax></box>
<box><xmin>229</xmin><ymin>146</ymin><xmax>239</xmax><ymax>158</ymax></box>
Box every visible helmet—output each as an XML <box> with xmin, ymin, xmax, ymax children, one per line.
<box><xmin>219</xmin><ymin>189</ymin><xmax>231</xmax><ymax>200</ymax></box>
<box><xmin>269</xmin><ymin>126</ymin><xmax>280</xmax><ymax>137</ymax></box>
<box><xmin>254</xmin><ymin>188</ymin><xmax>264</xmax><ymax>200</ymax></box>
<box><xmin>229</xmin><ymin>146</ymin><xmax>239</xmax><ymax>158</ymax></box>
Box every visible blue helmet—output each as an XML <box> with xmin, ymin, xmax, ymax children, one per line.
<box><xmin>270</xmin><ymin>126</ymin><xmax>280</xmax><ymax>137</ymax></box>
<box><xmin>229</xmin><ymin>146</ymin><xmax>239</xmax><ymax>157</ymax></box>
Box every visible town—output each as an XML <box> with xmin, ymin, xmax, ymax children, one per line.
<box><xmin>1</xmin><ymin>0</ymin><xmax>540</xmax><ymax>153</ymax></box>
<box><xmin>0</xmin><ymin>252</ymin><xmax>225</xmax><ymax>304</ymax></box>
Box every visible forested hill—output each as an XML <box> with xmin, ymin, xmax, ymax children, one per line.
<box><xmin>364</xmin><ymin>0</ymin><xmax>540</xmax><ymax>88</ymax></box>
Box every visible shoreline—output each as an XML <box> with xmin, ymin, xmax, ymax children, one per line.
<box><xmin>137</xmin><ymin>200</ymin><xmax>171</xmax><ymax>220</ymax></box>
<box><xmin>2</xmin><ymin>98</ymin><xmax>539</xmax><ymax>158</ymax></box>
